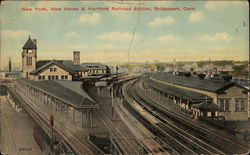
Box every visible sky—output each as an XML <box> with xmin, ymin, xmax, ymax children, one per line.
<box><xmin>0</xmin><ymin>1</ymin><xmax>249</xmax><ymax>69</ymax></box>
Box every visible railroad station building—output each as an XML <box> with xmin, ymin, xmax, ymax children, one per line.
<box><xmin>21</xmin><ymin>36</ymin><xmax>110</xmax><ymax>81</ymax></box>
<box><xmin>142</xmin><ymin>73</ymin><xmax>248</xmax><ymax>121</ymax></box>
<box><xmin>13</xmin><ymin>79</ymin><xmax>99</xmax><ymax>128</ymax></box>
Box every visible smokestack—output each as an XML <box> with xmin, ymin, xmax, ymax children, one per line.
<box><xmin>73</xmin><ymin>51</ymin><xmax>80</xmax><ymax>65</ymax></box>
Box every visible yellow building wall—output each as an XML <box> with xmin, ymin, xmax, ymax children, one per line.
<box><xmin>218</xmin><ymin>86</ymin><xmax>248</xmax><ymax>120</ymax></box>
<box><xmin>34</xmin><ymin>64</ymin><xmax>72</xmax><ymax>81</ymax></box>
<box><xmin>87</xmin><ymin>69</ymin><xmax>107</xmax><ymax>75</ymax></box>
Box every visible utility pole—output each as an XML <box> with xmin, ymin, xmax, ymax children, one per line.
<box><xmin>8</xmin><ymin>57</ymin><xmax>12</xmax><ymax>72</ymax></box>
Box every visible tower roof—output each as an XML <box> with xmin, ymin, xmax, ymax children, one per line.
<box><xmin>22</xmin><ymin>36</ymin><xmax>37</xmax><ymax>49</ymax></box>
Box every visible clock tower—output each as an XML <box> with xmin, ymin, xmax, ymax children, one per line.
<box><xmin>21</xmin><ymin>36</ymin><xmax>37</xmax><ymax>78</ymax></box>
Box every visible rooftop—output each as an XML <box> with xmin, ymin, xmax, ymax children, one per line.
<box><xmin>31</xmin><ymin>60</ymin><xmax>87</xmax><ymax>75</ymax></box>
<box><xmin>18</xmin><ymin>79</ymin><xmax>98</xmax><ymax>108</ymax></box>
<box><xmin>151</xmin><ymin>73</ymin><xmax>235</xmax><ymax>92</ymax></box>
<box><xmin>142</xmin><ymin>76</ymin><xmax>213</xmax><ymax>103</ymax></box>
<box><xmin>81</xmin><ymin>63</ymin><xmax>108</xmax><ymax>69</ymax></box>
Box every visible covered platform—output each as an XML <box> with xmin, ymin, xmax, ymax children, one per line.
<box><xmin>141</xmin><ymin>76</ymin><xmax>218</xmax><ymax>119</ymax></box>
<box><xmin>191</xmin><ymin>102</ymin><xmax>219</xmax><ymax>119</ymax></box>
<box><xmin>16</xmin><ymin>79</ymin><xmax>99</xmax><ymax>128</ymax></box>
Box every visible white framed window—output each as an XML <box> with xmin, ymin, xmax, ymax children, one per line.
<box><xmin>219</xmin><ymin>99</ymin><xmax>230</xmax><ymax>111</ymax></box>
<box><xmin>235</xmin><ymin>99</ymin><xmax>245</xmax><ymax>111</ymax></box>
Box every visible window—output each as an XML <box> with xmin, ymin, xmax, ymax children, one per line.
<box><xmin>219</xmin><ymin>99</ymin><xmax>230</xmax><ymax>111</ymax></box>
<box><xmin>235</xmin><ymin>100</ymin><xmax>240</xmax><ymax>111</ymax></box>
<box><xmin>219</xmin><ymin>99</ymin><xmax>224</xmax><ymax>111</ymax></box>
<box><xmin>38</xmin><ymin>76</ymin><xmax>42</xmax><ymax>80</ymax></box>
<box><xmin>50</xmin><ymin>67</ymin><xmax>57</xmax><ymax>72</ymax></box>
<box><xmin>235</xmin><ymin>99</ymin><xmax>245</xmax><ymax>111</ymax></box>
<box><xmin>241</xmin><ymin>100</ymin><xmax>245</xmax><ymax>111</ymax></box>
<box><xmin>225</xmin><ymin>100</ymin><xmax>229</xmax><ymax>111</ymax></box>
<box><xmin>61</xmin><ymin>75</ymin><xmax>68</xmax><ymax>80</ymax></box>
<box><xmin>42</xmin><ymin>76</ymin><xmax>45</xmax><ymax>80</ymax></box>
<box><xmin>48</xmin><ymin>75</ymin><xmax>52</xmax><ymax>80</ymax></box>
<box><xmin>55</xmin><ymin>75</ymin><xmax>58</xmax><ymax>80</ymax></box>
<box><xmin>26</xmin><ymin>56</ymin><xmax>32</xmax><ymax>66</ymax></box>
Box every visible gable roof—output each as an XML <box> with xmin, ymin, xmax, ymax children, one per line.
<box><xmin>30</xmin><ymin>60</ymin><xmax>76</xmax><ymax>75</ymax></box>
<box><xmin>35</xmin><ymin>60</ymin><xmax>88</xmax><ymax>72</ymax></box>
<box><xmin>22</xmin><ymin>36</ymin><xmax>37</xmax><ymax>49</ymax></box>
<box><xmin>151</xmin><ymin>73</ymin><xmax>238</xmax><ymax>93</ymax></box>
<box><xmin>19</xmin><ymin>79</ymin><xmax>97</xmax><ymax>108</ymax></box>
<box><xmin>142</xmin><ymin>76</ymin><xmax>213</xmax><ymax>103</ymax></box>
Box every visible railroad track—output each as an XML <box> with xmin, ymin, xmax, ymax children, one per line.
<box><xmin>95</xmin><ymin>107</ymin><xmax>150</xmax><ymax>154</ymax></box>
<box><xmin>126</xmin><ymin>79</ymin><xmax>248</xmax><ymax>154</ymax></box>
<box><xmin>8</xmin><ymin>85</ymin><xmax>99</xmax><ymax>155</ymax></box>
<box><xmin>123</xmin><ymin>82</ymin><xmax>227</xmax><ymax>154</ymax></box>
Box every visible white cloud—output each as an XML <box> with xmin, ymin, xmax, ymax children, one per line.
<box><xmin>79</xmin><ymin>13</ymin><xmax>101</xmax><ymax>24</ymax></box>
<box><xmin>97</xmin><ymin>31</ymin><xmax>140</xmax><ymax>42</ymax></box>
<box><xmin>149</xmin><ymin>16</ymin><xmax>175</xmax><ymax>28</ymax></box>
<box><xmin>64</xmin><ymin>31</ymin><xmax>79</xmax><ymax>39</ymax></box>
<box><xmin>200</xmin><ymin>32</ymin><xmax>231</xmax><ymax>41</ymax></box>
<box><xmin>205</xmin><ymin>1</ymin><xmax>243</xmax><ymax>10</ymax></box>
<box><xmin>156</xmin><ymin>34</ymin><xmax>180</xmax><ymax>42</ymax></box>
<box><xmin>188</xmin><ymin>11</ymin><xmax>203</xmax><ymax>23</ymax></box>
<box><xmin>2</xmin><ymin>30</ymin><xmax>30</xmax><ymax>39</ymax></box>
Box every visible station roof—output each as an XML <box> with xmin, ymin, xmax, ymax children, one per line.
<box><xmin>81</xmin><ymin>63</ymin><xmax>108</xmax><ymax>69</ymax></box>
<box><xmin>192</xmin><ymin>102</ymin><xmax>219</xmax><ymax>110</ymax></box>
<box><xmin>18</xmin><ymin>79</ymin><xmax>98</xmax><ymax>109</ymax></box>
<box><xmin>151</xmin><ymin>73</ymin><xmax>238</xmax><ymax>93</ymax></box>
<box><xmin>142</xmin><ymin>76</ymin><xmax>213</xmax><ymax>103</ymax></box>
<box><xmin>31</xmin><ymin>60</ymin><xmax>88</xmax><ymax>75</ymax></box>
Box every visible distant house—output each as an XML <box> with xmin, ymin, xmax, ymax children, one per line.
<box><xmin>21</xmin><ymin>36</ymin><xmax>110</xmax><ymax>81</ymax></box>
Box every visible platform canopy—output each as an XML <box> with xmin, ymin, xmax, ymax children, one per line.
<box><xmin>191</xmin><ymin>102</ymin><xmax>219</xmax><ymax>111</ymax></box>
<box><xmin>142</xmin><ymin>76</ymin><xmax>213</xmax><ymax>104</ymax></box>
<box><xmin>18</xmin><ymin>79</ymin><xmax>98</xmax><ymax>109</ymax></box>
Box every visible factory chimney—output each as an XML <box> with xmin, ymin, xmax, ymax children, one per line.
<box><xmin>73</xmin><ymin>51</ymin><xmax>80</xmax><ymax>65</ymax></box>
